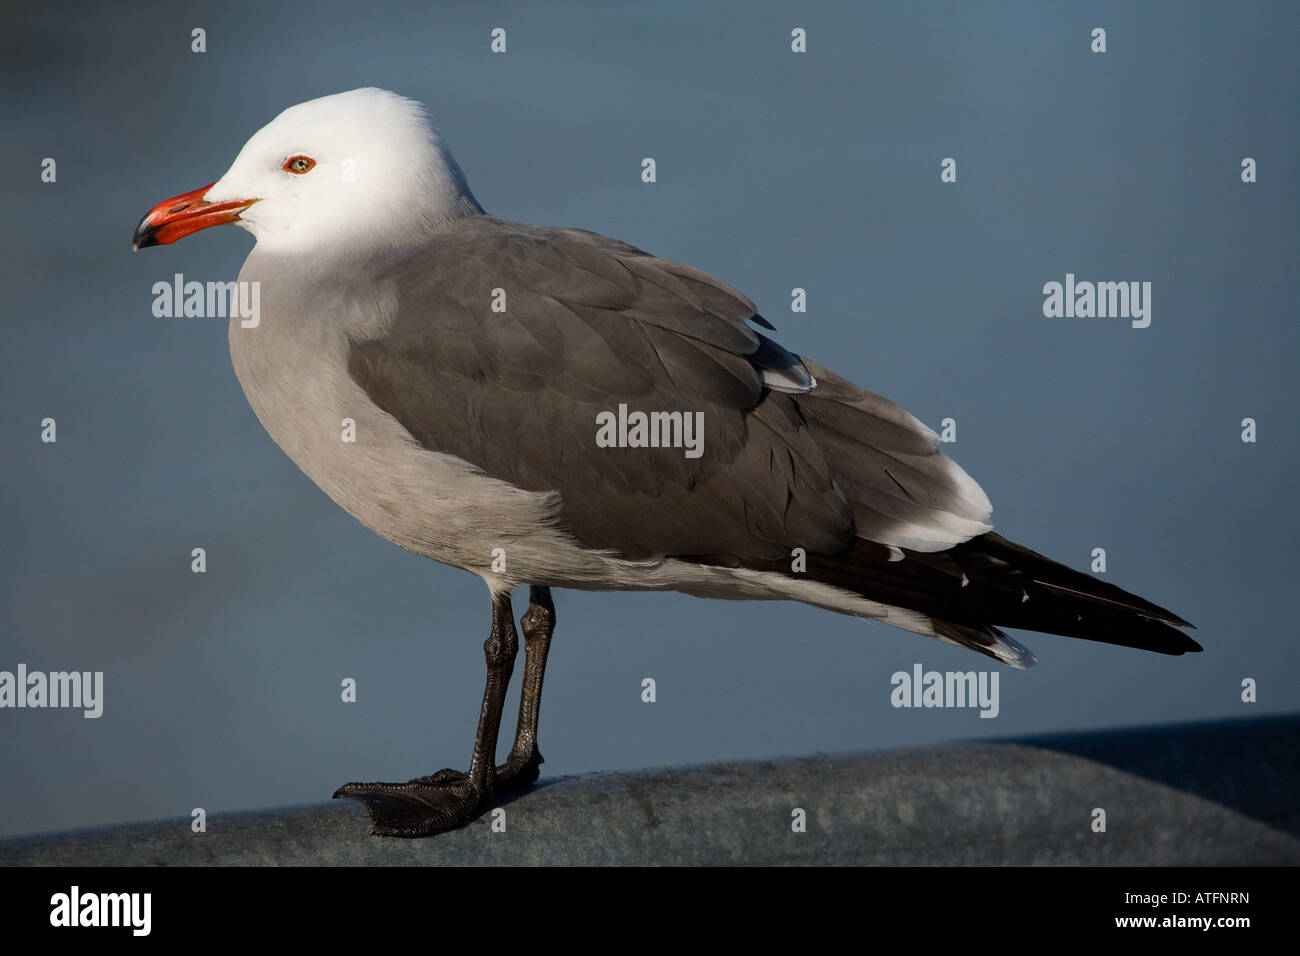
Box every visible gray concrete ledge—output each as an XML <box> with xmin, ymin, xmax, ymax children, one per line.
<box><xmin>3</xmin><ymin>715</ymin><xmax>1297</xmax><ymax>866</ymax></box>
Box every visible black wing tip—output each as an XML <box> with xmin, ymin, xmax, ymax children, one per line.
<box><xmin>1156</xmin><ymin>635</ymin><xmax>1203</xmax><ymax>655</ymax></box>
<box><xmin>1139</xmin><ymin>600</ymin><xmax>1195</xmax><ymax>630</ymax></box>
<box><xmin>1024</xmin><ymin>617</ymin><xmax>1202</xmax><ymax>657</ymax></box>
<box><xmin>1140</xmin><ymin>609</ymin><xmax>1195</xmax><ymax>630</ymax></box>
<box><xmin>1120</xmin><ymin>616</ymin><xmax>1202</xmax><ymax>656</ymax></box>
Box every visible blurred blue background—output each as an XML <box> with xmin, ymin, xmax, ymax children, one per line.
<box><xmin>1</xmin><ymin>0</ymin><xmax>1296</xmax><ymax>837</ymax></box>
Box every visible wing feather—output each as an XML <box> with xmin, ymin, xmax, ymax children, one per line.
<box><xmin>348</xmin><ymin>215</ymin><xmax>991</xmax><ymax>560</ymax></box>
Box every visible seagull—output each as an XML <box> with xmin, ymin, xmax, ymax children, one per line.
<box><xmin>132</xmin><ymin>88</ymin><xmax>1199</xmax><ymax>837</ymax></box>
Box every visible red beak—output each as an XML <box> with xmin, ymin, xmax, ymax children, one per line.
<box><xmin>132</xmin><ymin>182</ymin><xmax>258</xmax><ymax>250</ymax></box>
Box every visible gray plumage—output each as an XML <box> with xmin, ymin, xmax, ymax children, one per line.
<box><xmin>344</xmin><ymin>215</ymin><xmax>992</xmax><ymax>565</ymax></box>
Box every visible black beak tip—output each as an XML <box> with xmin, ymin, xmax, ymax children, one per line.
<box><xmin>132</xmin><ymin>213</ymin><xmax>158</xmax><ymax>252</ymax></box>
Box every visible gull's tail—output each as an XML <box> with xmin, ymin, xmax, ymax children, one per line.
<box><xmin>781</xmin><ymin>531</ymin><xmax>1200</xmax><ymax>667</ymax></box>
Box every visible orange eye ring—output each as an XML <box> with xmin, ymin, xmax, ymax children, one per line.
<box><xmin>284</xmin><ymin>155</ymin><xmax>316</xmax><ymax>174</ymax></box>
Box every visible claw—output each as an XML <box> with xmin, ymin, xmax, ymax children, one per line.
<box><xmin>333</xmin><ymin>752</ymin><xmax>544</xmax><ymax>837</ymax></box>
<box><xmin>334</xmin><ymin>777</ymin><xmax>489</xmax><ymax>837</ymax></box>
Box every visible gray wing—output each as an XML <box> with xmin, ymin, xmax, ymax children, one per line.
<box><xmin>347</xmin><ymin>215</ymin><xmax>991</xmax><ymax>562</ymax></box>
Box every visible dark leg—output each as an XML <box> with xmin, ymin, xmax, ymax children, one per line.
<box><xmin>410</xmin><ymin>587</ymin><xmax>556</xmax><ymax>789</ymax></box>
<box><xmin>497</xmin><ymin>586</ymin><xmax>555</xmax><ymax>786</ymax></box>
<box><xmin>333</xmin><ymin>591</ymin><xmax>518</xmax><ymax>837</ymax></box>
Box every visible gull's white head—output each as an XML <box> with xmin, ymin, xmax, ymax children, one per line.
<box><xmin>132</xmin><ymin>88</ymin><xmax>483</xmax><ymax>256</ymax></box>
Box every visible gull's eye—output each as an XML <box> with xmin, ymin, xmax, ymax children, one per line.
<box><xmin>284</xmin><ymin>155</ymin><xmax>316</xmax><ymax>174</ymax></box>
